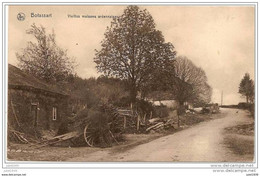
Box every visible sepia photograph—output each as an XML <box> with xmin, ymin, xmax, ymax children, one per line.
<box><xmin>5</xmin><ymin>3</ymin><xmax>256</xmax><ymax>166</ymax></box>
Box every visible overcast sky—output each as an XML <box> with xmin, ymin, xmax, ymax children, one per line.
<box><xmin>8</xmin><ymin>5</ymin><xmax>255</xmax><ymax>105</ymax></box>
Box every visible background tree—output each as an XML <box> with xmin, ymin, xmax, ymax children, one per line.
<box><xmin>172</xmin><ymin>56</ymin><xmax>212</xmax><ymax>105</ymax></box>
<box><xmin>239</xmin><ymin>73</ymin><xmax>254</xmax><ymax>103</ymax></box>
<box><xmin>67</xmin><ymin>75</ymin><xmax>129</xmax><ymax>112</ymax></box>
<box><xmin>16</xmin><ymin>23</ymin><xmax>75</xmax><ymax>84</ymax></box>
<box><xmin>94</xmin><ymin>6</ymin><xmax>176</xmax><ymax>103</ymax></box>
<box><xmin>95</xmin><ymin>76</ymin><xmax>129</xmax><ymax>104</ymax></box>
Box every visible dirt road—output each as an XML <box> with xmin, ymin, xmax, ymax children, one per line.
<box><xmin>67</xmin><ymin>108</ymin><xmax>254</xmax><ymax>162</ymax></box>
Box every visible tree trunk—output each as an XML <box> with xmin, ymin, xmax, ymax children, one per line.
<box><xmin>177</xmin><ymin>114</ymin><xmax>180</xmax><ymax>128</ymax></box>
<box><xmin>130</xmin><ymin>85</ymin><xmax>137</xmax><ymax>104</ymax></box>
<box><xmin>179</xmin><ymin>101</ymin><xmax>184</xmax><ymax>106</ymax></box>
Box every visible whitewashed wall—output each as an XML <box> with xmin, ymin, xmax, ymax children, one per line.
<box><xmin>152</xmin><ymin>100</ymin><xmax>179</xmax><ymax>109</ymax></box>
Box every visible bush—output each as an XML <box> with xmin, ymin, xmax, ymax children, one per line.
<box><xmin>135</xmin><ymin>99</ymin><xmax>155</xmax><ymax>117</ymax></box>
<box><xmin>113</xmin><ymin>96</ymin><xmax>132</xmax><ymax>107</ymax></box>
<box><xmin>68</xmin><ymin>104</ymin><xmax>122</xmax><ymax>147</ymax></box>
<box><xmin>249</xmin><ymin>104</ymin><xmax>255</xmax><ymax>117</ymax></box>
<box><xmin>238</xmin><ymin>102</ymin><xmax>250</xmax><ymax>109</ymax></box>
<box><xmin>237</xmin><ymin>102</ymin><xmax>254</xmax><ymax>117</ymax></box>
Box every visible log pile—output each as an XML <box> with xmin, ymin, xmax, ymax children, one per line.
<box><xmin>8</xmin><ymin>128</ymin><xmax>40</xmax><ymax>144</ymax></box>
<box><xmin>28</xmin><ymin>131</ymin><xmax>81</xmax><ymax>149</ymax></box>
<box><xmin>146</xmin><ymin>118</ymin><xmax>175</xmax><ymax>133</ymax></box>
<box><xmin>9</xmin><ymin>129</ymin><xmax>29</xmax><ymax>144</ymax></box>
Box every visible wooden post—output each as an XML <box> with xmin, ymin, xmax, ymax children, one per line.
<box><xmin>123</xmin><ymin>116</ymin><xmax>126</xmax><ymax>129</ymax></box>
<box><xmin>11</xmin><ymin>100</ymin><xmax>20</xmax><ymax>127</ymax></box>
<box><xmin>137</xmin><ymin>115</ymin><xmax>140</xmax><ymax>131</ymax></box>
<box><xmin>177</xmin><ymin>107</ymin><xmax>180</xmax><ymax>128</ymax></box>
<box><xmin>177</xmin><ymin>115</ymin><xmax>180</xmax><ymax>128</ymax></box>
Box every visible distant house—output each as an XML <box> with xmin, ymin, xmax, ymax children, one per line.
<box><xmin>146</xmin><ymin>91</ymin><xmax>179</xmax><ymax>109</ymax></box>
<box><xmin>147</xmin><ymin>77</ymin><xmax>193</xmax><ymax>110</ymax></box>
<box><xmin>153</xmin><ymin>100</ymin><xmax>179</xmax><ymax>109</ymax></box>
<box><xmin>8</xmin><ymin>64</ymin><xmax>69</xmax><ymax>133</ymax></box>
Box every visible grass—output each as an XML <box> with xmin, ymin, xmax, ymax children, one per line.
<box><xmin>225</xmin><ymin>123</ymin><xmax>254</xmax><ymax>136</ymax></box>
<box><xmin>224</xmin><ymin>135</ymin><xmax>254</xmax><ymax>155</ymax></box>
<box><xmin>224</xmin><ymin>121</ymin><xmax>254</xmax><ymax>157</ymax></box>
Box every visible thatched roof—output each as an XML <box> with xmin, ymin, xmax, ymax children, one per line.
<box><xmin>146</xmin><ymin>77</ymin><xmax>192</xmax><ymax>101</ymax></box>
<box><xmin>8</xmin><ymin>64</ymin><xmax>67</xmax><ymax>97</ymax></box>
<box><xmin>146</xmin><ymin>91</ymin><xmax>176</xmax><ymax>101</ymax></box>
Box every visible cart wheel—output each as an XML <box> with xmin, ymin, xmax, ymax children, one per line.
<box><xmin>83</xmin><ymin>123</ymin><xmax>96</xmax><ymax>147</ymax></box>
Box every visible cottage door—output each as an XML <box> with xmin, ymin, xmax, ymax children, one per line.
<box><xmin>31</xmin><ymin>104</ymin><xmax>38</xmax><ymax>127</ymax></box>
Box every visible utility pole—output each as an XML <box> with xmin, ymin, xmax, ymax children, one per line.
<box><xmin>221</xmin><ymin>90</ymin><xmax>223</xmax><ymax>106</ymax></box>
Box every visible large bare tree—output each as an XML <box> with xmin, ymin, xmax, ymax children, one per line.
<box><xmin>94</xmin><ymin>6</ymin><xmax>176</xmax><ymax>103</ymax></box>
<box><xmin>16</xmin><ymin>23</ymin><xmax>75</xmax><ymax>84</ymax></box>
<box><xmin>173</xmin><ymin>56</ymin><xmax>212</xmax><ymax>105</ymax></box>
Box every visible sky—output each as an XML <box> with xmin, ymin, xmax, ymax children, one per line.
<box><xmin>8</xmin><ymin>5</ymin><xmax>255</xmax><ymax>105</ymax></box>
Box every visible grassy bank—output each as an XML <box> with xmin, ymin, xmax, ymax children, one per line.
<box><xmin>224</xmin><ymin>122</ymin><xmax>254</xmax><ymax>158</ymax></box>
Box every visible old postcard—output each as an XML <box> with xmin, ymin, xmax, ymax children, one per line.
<box><xmin>1</xmin><ymin>2</ymin><xmax>258</xmax><ymax>176</ymax></box>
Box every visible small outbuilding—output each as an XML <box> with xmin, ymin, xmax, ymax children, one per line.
<box><xmin>8</xmin><ymin>64</ymin><xmax>69</xmax><ymax>134</ymax></box>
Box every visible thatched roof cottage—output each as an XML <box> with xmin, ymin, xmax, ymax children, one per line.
<box><xmin>8</xmin><ymin>64</ymin><xmax>69</xmax><ymax>134</ymax></box>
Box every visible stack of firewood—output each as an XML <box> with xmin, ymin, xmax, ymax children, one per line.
<box><xmin>146</xmin><ymin>118</ymin><xmax>175</xmax><ymax>133</ymax></box>
<box><xmin>8</xmin><ymin>128</ymin><xmax>40</xmax><ymax>144</ymax></box>
<box><xmin>9</xmin><ymin>129</ymin><xmax>29</xmax><ymax>144</ymax></box>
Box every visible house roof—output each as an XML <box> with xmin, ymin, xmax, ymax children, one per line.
<box><xmin>146</xmin><ymin>91</ymin><xmax>176</xmax><ymax>101</ymax></box>
<box><xmin>146</xmin><ymin>77</ymin><xmax>192</xmax><ymax>101</ymax></box>
<box><xmin>8</xmin><ymin>64</ymin><xmax>68</xmax><ymax>97</ymax></box>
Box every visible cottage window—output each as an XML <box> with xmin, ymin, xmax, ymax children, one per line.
<box><xmin>52</xmin><ymin>107</ymin><xmax>57</xmax><ymax>120</ymax></box>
